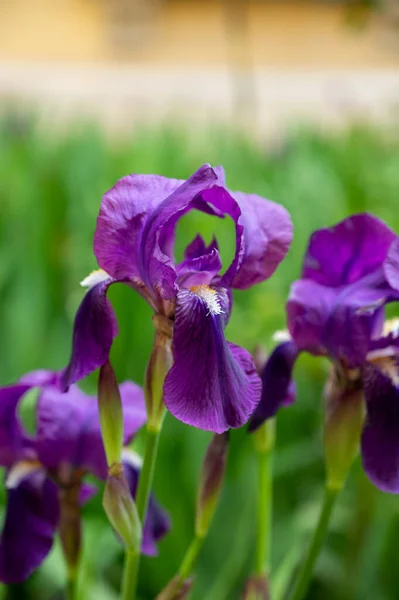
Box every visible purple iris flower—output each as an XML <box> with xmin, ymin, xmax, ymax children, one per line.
<box><xmin>0</xmin><ymin>371</ymin><xmax>170</xmax><ymax>584</ymax></box>
<box><xmin>60</xmin><ymin>164</ymin><xmax>292</xmax><ymax>433</ymax></box>
<box><xmin>249</xmin><ymin>213</ymin><xmax>399</xmax><ymax>493</ymax></box>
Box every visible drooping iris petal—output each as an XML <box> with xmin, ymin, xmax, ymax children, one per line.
<box><xmin>228</xmin><ymin>191</ymin><xmax>293</xmax><ymax>289</ymax></box>
<box><xmin>0</xmin><ymin>473</ymin><xmax>59</xmax><ymax>583</ymax></box>
<box><xmin>361</xmin><ymin>362</ymin><xmax>399</xmax><ymax>493</ymax></box>
<box><xmin>385</xmin><ymin>238</ymin><xmax>399</xmax><ymax>291</ymax></box>
<box><xmin>248</xmin><ymin>341</ymin><xmax>299</xmax><ymax>432</ymax></box>
<box><xmin>302</xmin><ymin>213</ymin><xmax>396</xmax><ymax>287</ymax></box>
<box><xmin>123</xmin><ymin>457</ymin><xmax>170</xmax><ymax>556</ymax></box>
<box><xmin>95</xmin><ymin>174</ymin><xmax>182</xmax><ymax>281</ymax></box>
<box><xmin>164</xmin><ymin>288</ymin><xmax>261</xmax><ymax>433</ymax></box>
<box><xmin>60</xmin><ymin>277</ymin><xmax>118</xmax><ymax>390</ymax></box>
<box><xmin>288</xmin><ymin>274</ymin><xmax>394</xmax><ymax>366</ymax></box>
<box><xmin>0</xmin><ymin>383</ymin><xmax>32</xmax><ymax>467</ymax></box>
<box><xmin>36</xmin><ymin>382</ymin><xmax>146</xmax><ymax>480</ymax></box>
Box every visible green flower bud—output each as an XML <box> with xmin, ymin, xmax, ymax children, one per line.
<box><xmin>324</xmin><ymin>367</ymin><xmax>365</xmax><ymax>490</ymax></box>
<box><xmin>103</xmin><ymin>462</ymin><xmax>142</xmax><ymax>553</ymax></box>
<box><xmin>195</xmin><ymin>432</ymin><xmax>229</xmax><ymax>538</ymax></box>
<box><xmin>145</xmin><ymin>314</ymin><xmax>173</xmax><ymax>431</ymax></box>
<box><xmin>98</xmin><ymin>361</ymin><xmax>124</xmax><ymax>467</ymax></box>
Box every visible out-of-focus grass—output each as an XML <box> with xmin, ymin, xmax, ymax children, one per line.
<box><xmin>1</xmin><ymin>114</ymin><xmax>399</xmax><ymax>600</ymax></box>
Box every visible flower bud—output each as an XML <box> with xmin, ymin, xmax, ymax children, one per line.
<box><xmin>324</xmin><ymin>367</ymin><xmax>365</xmax><ymax>490</ymax></box>
<box><xmin>98</xmin><ymin>361</ymin><xmax>123</xmax><ymax>467</ymax></box>
<box><xmin>103</xmin><ymin>462</ymin><xmax>142</xmax><ymax>553</ymax></box>
<box><xmin>145</xmin><ymin>314</ymin><xmax>173</xmax><ymax>431</ymax></box>
<box><xmin>242</xmin><ymin>575</ymin><xmax>270</xmax><ymax>600</ymax></box>
<box><xmin>59</xmin><ymin>483</ymin><xmax>81</xmax><ymax>575</ymax></box>
<box><xmin>156</xmin><ymin>575</ymin><xmax>195</xmax><ymax>600</ymax></box>
<box><xmin>195</xmin><ymin>432</ymin><xmax>229</xmax><ymax>538</ymax></box>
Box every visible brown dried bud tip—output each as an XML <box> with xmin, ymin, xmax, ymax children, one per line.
<box><xmin>242</xmin><ymin>575</ymin><xmax>270</xmax><ymax>600</ymax></box>
<box><xmin>59</xmin><ymin>482</ymin><xmax>82</xmax><ymax>573</ymax></box>
<box><xmin>324</xmin><ymin>366</ymin><xmax>365</xmax><ymax>490</ymax></box>
<box><xmin>196</xmin><ymin>432</ymin><xmax>229</xmax><ymax>538</ymax></box>
<box><xmin>156</xmin><ymin>575</ymin><xmax>195</xmax><ymax>600</ymax></box>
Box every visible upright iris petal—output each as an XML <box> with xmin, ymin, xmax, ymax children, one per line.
<box><xmin>62</xmin><ymin>164</ymin><xmax>293</xmax><ymax>432</ymax></box>
<box><xmin>287</xmin><ymin>213</ymin><xmax>399</xmax><ymax>367</ymax></box>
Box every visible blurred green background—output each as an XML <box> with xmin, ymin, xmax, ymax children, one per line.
<box><xmin>1</xmin><ymin>115</ymin><xmax>399</xmax><ymax>600</ymax></box>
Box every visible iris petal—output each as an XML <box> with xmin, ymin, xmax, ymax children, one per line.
<box><xmin>361</xmin><ymin>362</ymin><xmax>399</xmax><ymax>493</ymax></box>
<box><xmin>95</xmin><ymin>174</ymin><xmax>183</xmax><ymax>281</ymax></box>
<box><xmin>229</xmin><ymin>190</ymin><xmax>293</xmax><ymax>289</ymax></box>
<box><xmin>385</xmin><ymin>238</ymin><xmax>399</xmax><ymax>292</ymax></box>
<box><xmin>248</xmin><ymin>341</ymin><xmax>298</xmax><ymax>432</ymax></box>
<box><xmin>0</xmin><ymin>473</ymin><xmax>59</xmax><ymax>583</ymax></box>
<box><xmin>60</xmin><ymin>278</ymin><xmax>118</xmax><ymax>390</ymax></box>
<box><xmin>288</xmin><ymin>273</ymin><xmax>397</xmax><ymax>367</ymax></box>
<box><xmin>164</xmin><ymin>288</ymin><xmax>261</xmax><ymax>432</ymax></box>
<box><xmin>36</xmin><ymin>382</ymin><xmax>146</xmax><ymax>479</ymax></box>
<box><xmin>0</xmin><ymin>384</ymin><xmax>32</xmax><ymax>467</ymax></box>
<box><xmin>302</xmin><ymin>213</ymin><xmax>396</xmax><ymax>287</ymax></box>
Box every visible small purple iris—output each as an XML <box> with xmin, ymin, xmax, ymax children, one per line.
<box><xmin>249</xmin><ymin>213</ymin><xmax>399</xmax><ymax>493</ymax></box>
<box><xmin>0</xmin><ymin>371</ymin><xmax>170</xmax><ymax>584</ymax></box>
<box><xmin>60</xmin><ymin>164</ymin><xmax>292</xmax><ymax>433</ymax></box>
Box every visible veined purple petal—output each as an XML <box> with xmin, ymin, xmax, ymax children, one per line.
<box><xmin>385</xmin><ymin>238</ymin><xmax>399</xmax><ymax>292</ymax></box>
<box><xmin>164</xmin><ymin>288</ymin><xmax>261</xmax><ymax>432</ymax></box>
<box><xmin>302</xmin><ymin>213</ymin><xmax>396</xmax><ymax>287</ymax></box>
<box><xmin>229</xmin><ymin>191</ymin><xmax>293</xmax><ymax>289</ymax></box>
<box><xmin>95</xmin><ymin>174</ymin><xmax>182</xmax><ymax>281</ymax></box>
<box><xmin>140</xmin><ymin>165</ymin><xmax>221</xmax><ymax>299</ymax></box>
<box><xmin>361</xmin><ymin>362</ymin><xmax>399</xmax><ymax>493</ymax></box>
<box><xmin>248</xmin><ymin>341</ymin><xmax>299</xmax><ymax>432</ymax></box>
<box><xmin>0</xmin><ymin>383</ymin><xmax>32</xmax><ymax>467</ymax></box>
<box><xmin>0</xmin><ymin>473</ymin><xmax>59</xmax><ymax>583</ymax></box>
<box><xmin>123</xmin><ymin>458</ymin><xmax>170</xmax><ymax>555</ymax></box>
<box><xmin>37</xmin><ymin>382</ymin><xmax>146</xmax><ymax>479</ymax></box>
<box><xmin>60</xmin><ymin>278</ymin><xmax>118</xmax><ymax>390</ymax></box>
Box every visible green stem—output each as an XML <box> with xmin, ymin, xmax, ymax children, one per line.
<box><xmin>287</xmin><ymin>486</ymin><xmax>340</xmax><ymax>600</ymax></box>
<box><xmin>255</xmin><ymin>447</ymin><xmax>273</xmax><ymax>575</ymax></box>
<box><xmin>124</xmin><ymin>425</ymin><xmax>163</xmax><ymax>600</ymax></box>
<box><xmin>66</xmin><ymin>568</ymin><xmax>77</xmax><ymax>600</ymax></box>
<box><xmin>178</xmin><ymin>534</ymin><xmax>205</xmax><ymax>581</ymax></box>
<box><xmin>253</xmin><ymin>420</ymin><xmax>275</xmax><ymax>577</ymax></box>
<box><xmin>121</xmin><ymin>549</ymin><xmax>139</xmax><ymax>600</ymax></box>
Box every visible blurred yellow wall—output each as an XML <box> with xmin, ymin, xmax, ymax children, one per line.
<box><xmin>1</xmin><ymin>0</ymin><xmax>399</xmax><ymax>68</ymax></box>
